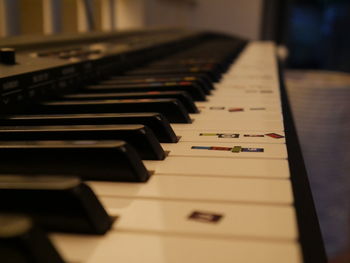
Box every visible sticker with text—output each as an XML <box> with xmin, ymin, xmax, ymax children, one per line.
<box><xmin>188</xmin><ymin>211</ymin><xmax>223</xmax><ymax>223</ymax></box>
<box><xmin>244</xmin><ymin>134</ymin><xmax>264</xmax><ymax>137</ymax></box>
<box><xmin>199</xmin><ymin>133</ymin><xmax>240</xmax><ymax>138</ymax></box>
<box><xmin>241</xmin><ymin>148</ymin><xmax>264</xmax><ymax>152</ymax></box>
<box><xmin>191</xmin><ymin>146</ymin><xmax>264</xmax><ymax>153</ymax></box>
<box><xmin>244</xmin><ymin>133</ymin><xmax>285</xmax><ymax>139</ymax></box>
<box><xmin>199</xmin><ymin>133</ymin><xmax>284</xmax><ymax>139</ymax></box>
<box><xmin>197</xmin><ymin>107</ymin><xmax>268</xmax><ymax>112</ymax></box>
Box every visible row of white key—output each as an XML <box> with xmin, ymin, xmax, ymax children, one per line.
<box><xmin>51</xmin><ymin>42</ymin><xmax>303</xmax><ymax>263</ymax></box>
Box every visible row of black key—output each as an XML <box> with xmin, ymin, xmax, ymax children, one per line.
<box><xmin>0</xmin><ymin>36</ymin><xmax>245</xmax><ymax>262</ymax></box>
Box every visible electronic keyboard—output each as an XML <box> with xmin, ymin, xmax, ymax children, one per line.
<box><xmin>0</xmin><ymin>28</ymin><xmax>326</xmax><ymax>263</ymax></box>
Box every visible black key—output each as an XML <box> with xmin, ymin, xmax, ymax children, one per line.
<box><xmin>0</xmin><ymin>214</ymin><xmax>65</xmax><ymax>263</ymax></box>
<box><xmin>0</xmin><ymin>125</ymin><xmax>165</xmax><ymax>160</ymax></box>
<box><xmin>62</xmin><ymin>91</ymin><xmax>199</xmax><ymax>113</ymax></box>
<box><xmin>0</xmin><ymin>113</ymin><xmax>178</xmax><ymax>143</ymax></box>
<box><xmin>0</xmin><ymin>140</ymin><xmax>150</xmax><ymax>182</ymax></box>
<box><xmin>30</xmin><ymin>99</ymin><xmax>192</xmax><ymax>123</ymax></box>
<box><xmin>0</xmin><ymin>175</ymin><xmax>112</xmax><ymax>234</ymax></box>
<box><xmin>85</xmin><ymin>82</ymin><xmax>207</xmax><ymax>101</ymax></box>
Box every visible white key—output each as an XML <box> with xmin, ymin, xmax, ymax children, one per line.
<box><xmin>101</xmin><ymin>198</ymin><xmax>298</xmax><ymax>240</ymax></box>
<box><xmin>88</xmin><ymin>175</ymin><xmax>293</xmax><ymax>205</ymax></box>
<box><xmin>172</xmin><ymin>119</ymin><xmax>284</xmax><ymax>131</ymax></box>
<box><xmin>51</xmin><ymin>232</ymin><xmax>302</xmax><ymax>263</ymax></box>
<box><xmin>196</xmin><ymin>100</ymin><xmax>281</xmax><ymax>110</ymax></box>
<box><xmin>206</xmin><ymin>96</ymin><xmax>282</xmax><ymax>105</ymax></box>
<box><xmin>191</xmin><ymin>112</ymin><xmax>283</xmax><ymax>122</ymax></box>
<box><xmin>144</xmin><ymin>157</ymin><xmax>290</xmax><ymax>179</ymax></box>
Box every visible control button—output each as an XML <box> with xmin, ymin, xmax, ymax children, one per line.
<box><xmin>0</xmin><ymin>48</ymin><xmax>16</xmax><ymax>65</ymax></box>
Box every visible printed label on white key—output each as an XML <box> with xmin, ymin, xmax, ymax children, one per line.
<box><xmin>163</xmin><ymin>142</ymin><xmax>287</xmax><ymax>159</ymax></box>
<box><xmin>178</xmin><ymin>130</ymin><xmax>286</xmax><ymax>143</ymax></box>
<box><xmin>195</xmin><ymin>103</ymin><xmax>281</xmax><ymax>113</ymax></box>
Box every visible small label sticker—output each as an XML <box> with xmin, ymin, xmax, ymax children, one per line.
<box><xmin>209</xmin><ymin>106</ymin><xmax>225</xmax><ymax>110</ymax></box>
<box><xmin>228</xmin><ymin>107</ymin><xmax>244</xmax><ymax>112</ymax></box>
<box><xmin>265</xmin><ymin>133</ymin><xmax>284</xmax><ymax>139</ymax></box>
<box><xmin>244</xmin><ymin>134</ymin><xmax>264</xmax><ymax>137</ymax></box>
<box><xmin>241</xmin><ymin>148</ymin><xmax>264</xmax><ymax>152</ymax></box>
<box><xmin>191</xmin><ymin>146</ymin><xmax>211</xmax><ymax>150</ymax></box>
<box><xmin>188</xmin><ymin>211</ymin><xmax>223</xmax><ymax>223</ymax></box>
<box><xmin>217</xmin><ymin>133</ymin><xmax>239</xmax><ymax>138</ymax></box>
<box><xmin>199</xmin><ymin>133</ymin><xmax>239</xmax><ymax>138</ymax></box>
<box><xmin>231</xmin><ymin>146</ymin><xmax>242</xmax><ymax>153</ymax></box>
<box><xmin>192</xmin><ymin>146</ymin><xmax>264</xmax><ymax>153</ymax></box>
<box><xmin>210</xmin><ymin>146</ymin><xmax>232</xmax><ymax>151</ymax></box>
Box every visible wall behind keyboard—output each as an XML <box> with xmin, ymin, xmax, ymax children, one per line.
<box><xmin>0</xmin><ymin>0</ymin><xmax>263</xmax><ymax>40</ymax></box>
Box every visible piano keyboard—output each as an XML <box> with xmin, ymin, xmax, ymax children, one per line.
<box><xmin>0</xmin><ymin>30</ymin><xmax>326</xmax><ymax>263</ymax></box>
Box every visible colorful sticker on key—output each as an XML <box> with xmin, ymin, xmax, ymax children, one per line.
<box><xmin>244</xmin><ymin>134</ymin><xmax>264</xmax><ymax>137</ymax></box>
<box><xmin>209</xmin><ymin>106</ymin><xmax>225</xmax><ymax>110</ymax></box>
<box><xmin>241</xmin><ymin>148</ymin><xmax>264</xmax><ymax>152</ymax></box>
<box><xmin>188</xmin><ymin>211</ymin><xmax>223</xmax><ymax>223</ymax></box>
<box><xmin>199</xmin><ymin>133</ymin><xmax>239</xmax><ymax>138</ymax></box>
<box><xmin>218</xmin><ymin>133</ymin><xmax>239</xmax><ymax>138</ymax></box>
<box><xmin>210</xmin><ymin>146</ymin><xmax>232</xmax><ymax>151</ymax></box>
<box><xmin>231</xmin><ymin>146</ymin><xmax>242</xmax><ymax>153</ymax></box>
<box><xmin>228</xmin><ymin>107</ymin><xmax>244</xmax><ymax>112</ymax></box>
<box><xmin>191</xmin><ymin>146</ymin><xmax>211</xmax><ymax>150</ymax></box>
<box><xmin>191</xmin><ymin>145</ymin><xmax>264</xmax><ymax>153</ymax></box>
<box><xmin>265</xmin><ymin>133</ymin><xmax>285</xmax><ymax>139</ymax></box>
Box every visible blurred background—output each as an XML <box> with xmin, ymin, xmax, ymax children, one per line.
<box><xmin>1</xmin><ymin>0</ymin><xmax>350</xmax><ymax>262</ymax></box>
<box><xmin>0</xmin><ymin>0</ymin><xmax>263</xmax><ymax>39</ymax></box>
